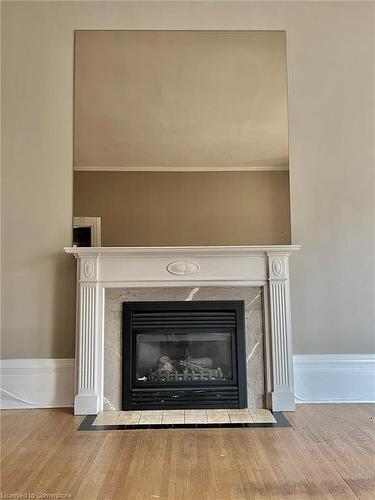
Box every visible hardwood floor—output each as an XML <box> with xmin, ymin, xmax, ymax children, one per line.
<box><xmin>1</xmin><ymin>404</ymin><xmax>374</xmax><ymax>499</ymax></box>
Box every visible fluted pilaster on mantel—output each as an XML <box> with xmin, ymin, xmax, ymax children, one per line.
<box><xmin>74</xmin><ymin>256</ymin><xmax>102</xmax><ymax>415</ymax></box>
<box><xmin>267</xmin><ymin>251</ymin><xmax>295</xmax><ymax>411</ymax></box>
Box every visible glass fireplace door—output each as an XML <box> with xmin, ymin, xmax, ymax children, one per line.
<box><xmin>135</xmin><ymin>330</ymin><xmax>234</xmax><ymax>385</ymax></box>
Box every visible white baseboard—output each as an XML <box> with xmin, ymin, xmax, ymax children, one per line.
<box><xmin>1</xmin><ymin>355</ymin><xmax>374</xmax><ymax>409</ymax></box>
<box><xmin>293</xmin><ymin>354</ymin><xmax>375</xmax><ymax>404</ymax></box>
<box><xmin>0</xmin><ymin>359</ymin><xmax>75</xmax><ymax>409</ymax></box>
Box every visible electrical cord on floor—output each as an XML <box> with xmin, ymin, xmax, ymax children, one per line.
<box><xmin>0</xmin><ymin>388</ymin><xmax>35</xmax><ymax>405</ymax></box>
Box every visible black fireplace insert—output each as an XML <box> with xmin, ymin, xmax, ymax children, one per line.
<box><xmin>122</xmin><ymin>300</ymin><xmax>247</xmax><ymax>410</ymax></box>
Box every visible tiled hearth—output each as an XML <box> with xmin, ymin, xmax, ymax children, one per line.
<box><xmin>94</xmin><ymin>408</ymin><xmax>276</xmax><ymax>425</ymax></box>
<box><xmin>78</xmin><ymin>408</ymin><xmax>292</xmax><ymax>431</ymax></box>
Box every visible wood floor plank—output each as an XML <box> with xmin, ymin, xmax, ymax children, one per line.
<box><xmin>1</xmin><ymin>404</ymin><xmax>374</xmax><ymax>499</ymax></box>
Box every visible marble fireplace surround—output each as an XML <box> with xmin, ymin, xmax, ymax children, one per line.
<box><xmin>64</xmin><ymin>245</ymin><xmax>301</xmax><ymax>415</ymax></box>
<box><xmin>104</xmin><ymin>286</ymin><xmax>264</xmax><ymax>410</ymax></box>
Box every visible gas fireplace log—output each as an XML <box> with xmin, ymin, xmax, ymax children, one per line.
<box><xmin>179</xmin><ymin>359</ymin><xmax>214</xmax><ymax>372</ymax></box>
<box><xmin>146</xmin><ymin>365</ymin><xmax>224</xmax><ymax>382</ymax></box>
<box><xmin>188</xmin><ymin>357</ymin><xmax>214</xmax><ymax>368</ymax></box>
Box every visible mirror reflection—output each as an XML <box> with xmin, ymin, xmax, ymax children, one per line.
<box><xmin>73</xmin><ymin>31</ymin><xmax>290</xmax><ymax>247</ymax></box>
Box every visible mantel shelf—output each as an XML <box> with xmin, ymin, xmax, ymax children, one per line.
<box><xmin>64</xmin><ymin>245</ymin><xmax>301</xmax><ymax>259</ymax></box>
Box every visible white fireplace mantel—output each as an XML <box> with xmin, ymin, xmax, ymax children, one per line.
<box><xmin>65</xmin><ymin>245</ymin><xmax>301</xmax><ymax>414</ymax></box>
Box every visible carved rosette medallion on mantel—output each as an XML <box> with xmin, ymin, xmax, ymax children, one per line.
<box><xmin>166</xmin><ymin>261</ymin><xmax>200</xmax><ymax>276</ymax></box>
<box><xmin>65</xmin><ymin>245</ymin><xmax>301</xmax><ymax>415</ymax></box>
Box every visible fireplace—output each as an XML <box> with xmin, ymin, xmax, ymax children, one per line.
<box><xmin>122</xmin><ymin>300</ymin><xmax>248</xmax><ymax>410</ymax></box>
<box><xmin>65</xmin><ymin>245</ymin><xmax>300</xmax><ymax>414</ymax></box>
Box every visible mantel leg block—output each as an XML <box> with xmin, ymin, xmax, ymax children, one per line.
<box><xmin>74</xmin><ymin>394</ymin><xmax>101</xmax><ymax>415</ymax></box>
<box><xmin>271</xmin><ymin>388</ymin><xmax>295</xmax><ymax>411</ymax></box>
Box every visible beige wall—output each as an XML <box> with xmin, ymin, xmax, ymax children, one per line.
<box><xmin>2</xmin><ymin>1</ymin><xmax>374</xmax><ymax>358</ymax></box>
<box><xmin>74</xmin><ymin>171</ymin><xmax>291</xmax><ymax>246</ymax></box>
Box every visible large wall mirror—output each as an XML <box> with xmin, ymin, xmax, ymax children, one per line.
<box><xmin>73</xmin><ymin>30</ymin><xmax>290</xmax><ymax>247</ymax></box>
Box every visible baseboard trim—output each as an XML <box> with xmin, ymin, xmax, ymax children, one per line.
<box><xmin>0</xmin><ymin>359</ymin><xmax>75</xmax><ymax>409</ymax></box>
<box><xmin>1</xmin><ymin>355</ymin><xmax>374</xmax><ymax>409</ymax></box>
<box><xmin>293</xmin><ymin>354</ymin><xmax>375</xmax><ymax>404</ymax></box>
